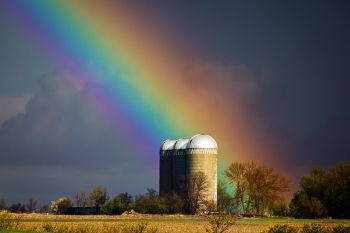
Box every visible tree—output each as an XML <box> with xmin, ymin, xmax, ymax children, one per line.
<box><xmin>326</xmin><ymin>163</ymin><xmax>350</xmax><ymax>219</ymax></box>
<box><xmin>299</xmin><ymin>167</ymin><xmax>328</xmax><ymax>209</ymax></box>
<box><xmin>39</xmin><ymin>203</ymin><xmax>50</xmax><ymax>213</ymax></box>
<box><xmin>156</xmin><ymin>195</ymin><xmax>169</xmax><ymax>214</ymax></box>
<box><xmin>290</xmin><ymin>162</ymin><xmax>350</xmax><ymax>219</ymax></box>
<box><xmin>269</xmin><ymin>198</ymin><xmax>289</xmax><ymax>217</ymax></box>
<box><xmin>166</xmin><ymin>193</ymin><xmax>184</xmax><ymax>214</ymax></box>
<box><xmin>89</xmin><ymin>185</ymin><xmax>108</xmax><ymax>208</ymax></box>
<box><xmin>225</xmin><ymin>162</ymin><xmax>250</xmax><ymax>212</ymax></box>
<box><xmin>75</xmin><ymin>191</ymin><xmax>89</xmax><ymax>207</ymax></box>
<box><xmin>101</xmin><ymin>192</ymin><xmax>133</xmax><ymax>215</ymax></box>
<box><xmin>289</xmin><ymin>191</ymin><xmax>327</xmax><ymax>219</ymax></box>
<box><xmin>0</xmin><ymin>199</ymin><xmax>6</xmax><ymax>210</ymax></box>
<box><xmin>8</xmin><ymin>203</ymin><xmax>26</xmax><ymax>213</ymax></box>
<box><xmin>225</xmin><ymin>161</ymin><xmax>290</xmax><ymax>214</ymax></box>
<box><xmin>50</xmin><ymin>196</ymin><xmax>73</xmax><ymax>214</ymax></box>
<box><xmin>134</xmin><ymin>188</ymin><xmax>159</xmax><ymax>214</ymax></box>
<box><xmin>26</xmin><ymin>198</ymin><xmax>37</xmax><ymax>213</ymax></box>
<box><xmin>184</xmin><ymin>171</ymin><xmax>209</xmax><ymax>214</ymax></box>
<box><xmin>217</xmin><ymin>180</ymin><xmax>233</xmax><ymax>213</ymax></box>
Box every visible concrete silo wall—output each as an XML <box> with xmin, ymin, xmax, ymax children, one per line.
<box><xmin>159</xmin><ymin>135</ymin><xmax>218</xmax><ymax>210</ymax></box>
<box><xmin>186</xmin><ymin>148</ymin><xmax>218</xmax><ymax>205</ymax></box>
<box><xmin>159</xmin><ymin>150</ymin><xmax>173</xmax><ymax>196</ymax></box>
<box><xmin>172</xmin><ymin>149</ymin><xmax>187</xmax><ymax>196</ymax></box>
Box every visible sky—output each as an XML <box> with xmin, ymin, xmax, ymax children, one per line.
<box><xmin>0</xmin><ymin>1</ymin><xmax>349</xmax><ymax>205</ymax></box>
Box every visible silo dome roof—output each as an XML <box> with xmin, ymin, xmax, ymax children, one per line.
<box><xmin>174</xmin><ymin>139</ymin><xmax>190</xmax><ymax>149</ymax></box>
<box><xmin>187</xmin><ymin>134</ymin><xmax>218</xmax><ymax>149</ymax></box>
<box><xmin>160</xmin><ymin>139</ymin><xmax>177</xmax><ymax>151</ymax></box>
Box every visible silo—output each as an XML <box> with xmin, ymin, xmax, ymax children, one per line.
<box><xmin>186</xmin><ymin>134</ymin><xmax>218</xmax><ymax>207</ymax></box>
<box><xmin>159</xmin><ymin>139</ymin><xmax>176</xmax><ymax>196</ymax></box>
<box><xmin>172</xmin><ymin>139</ymin><xmax>190</xmax><ymax>196</ymax></box>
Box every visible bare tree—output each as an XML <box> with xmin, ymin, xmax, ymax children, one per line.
<box><xmin>26</xmin><ymin>198</ymin><xmax>37</xmax><ymax>212</ymax></box>
<box><xmin>185</xmin><ymin>171</ymin><xmax>209</xmax><ymax>214</ymax></box>
<box><xmin>225</xmin><ymin>162</ymin><xmax>251</xmax><ymax>212</ymax></box>
<box><xmin>75</xmin><ymin>191</ymin><xmax>89</xmax><ymax>207</ymax></box>
<box><xmin>0</xmin><ymin>198</ymin><xmax>6</xmax><ymax>210</ymax></box>
<box><xmin>39</xmin><ymin>203</ymin><xmax>50</xmax><ymax>213</ymax></box>
<box><xmin>89</xmin><ymin>185</ymin><xmax>108</xmax><ymax>208</ymax></box>
<box><xmin>226</xmin><ymin>161</ymin><xmax>290</xmax><ymax>214</ymax></box>
<box><xmin>9</xmin><ymin>203</ymin><xmax>26</xmax><ymax>213</ymax></box>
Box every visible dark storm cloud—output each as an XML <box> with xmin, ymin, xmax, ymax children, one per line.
<box><xmin>0</xmin><ymin>94</ymin><xmax>31</xmax><ymax>123</ymax></box>
<box><xmin>0</xmin><ymin>73</ymin><xmax>156</xmax><ymax>203</ymax></box>
<box><xmin>175</xmin><ymin>58</ymin><xmax>350</xmax><ymax>179</ymax></box>
<box><xmin>1</xmin><ymin>1</ymin><xmax>350</xmax><ymax>203</ymax></box>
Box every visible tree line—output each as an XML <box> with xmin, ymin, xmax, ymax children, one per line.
<box><xmin>0</xmin><ymin>197</ymin><xmax>47</xmax><ymax>213</ymax></box>
<box><xmin>50</xmin><ymin>172</ymin><xmax>213</xmax><ymax>215</ymax></box>
<box><xmin>1</xmin><ymin>162</ymin><xmax>349</xmax><ymax>219</ymax></box>
<box><xmin>289</xmin><ymin>162</ymin><xmax>350</xmax><ymax>219</ymax></box>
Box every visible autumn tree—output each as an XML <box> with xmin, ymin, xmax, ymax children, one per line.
<box><xmin>225</xmin><ymin>161</ymin><xmax>290</xmax><ymax>214</ymax></box>
<box><xmin>50</xmin><ymin>196</ymin><xmax>73</xmax><ymax>214</ymax></box>
<box><xmin>89</xmin><ymin>185</ymin><xmax>108</xmax><ymax>208</ymax></box>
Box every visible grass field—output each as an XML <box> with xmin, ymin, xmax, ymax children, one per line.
<box><xmin>1</xmin><ymin>213</ymin><xmax>349</xmax><ymax>233</ymax></box>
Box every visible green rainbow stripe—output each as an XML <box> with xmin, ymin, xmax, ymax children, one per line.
<box><xmin>3</xmin><ymin>1</ymin><xmax>277</xmax><ymax>176</ymax></box>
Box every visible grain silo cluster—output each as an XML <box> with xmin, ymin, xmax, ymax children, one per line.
<box><xmin>159</xmin><ymin>134</ymin><xmax>218</xmax><ymax>207</ymax></box>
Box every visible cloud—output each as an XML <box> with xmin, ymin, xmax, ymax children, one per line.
<box><xmin>182</xmin><ymin>60</ymin><xmax>259</xmax><ymax>96</ymax></box>
<box><xmin>177</xmin><ymin>60</ymin><xmax>263</xmax><ymax>107</ymax></box>
<box><xmin>168</xmin><ymin>59</ymin><xmax>265</xmax><ymax>128</ymax></box>
<box><xmin>0</xmin><ymin>72</ymin><xmax>156</xmax><ymax>204</ymax></box>
<box><xmin>0</xmin><ymin>93</ymin><xmax>32</xmax><ymax>124</ymax></box>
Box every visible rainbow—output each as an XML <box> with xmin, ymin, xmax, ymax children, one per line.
<box><xmin>2</xmin><ymin>1</ymin><xmax>279</xmax><ymax>178</ymax></box>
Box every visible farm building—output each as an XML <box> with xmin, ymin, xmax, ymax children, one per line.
<box><xmin>159</xmin><ymin>134</ymin><xmax>218</xmax><ymax>207</ymax></box>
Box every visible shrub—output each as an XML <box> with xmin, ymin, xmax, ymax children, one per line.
<box><xmin>289</xmin><ymin>191</ymin><xmax>328</xmax><ymax>219</ymax></box>
<box><xmin>42</xmin><ymin>222</ymin><xmax>54</xmax><ymax>232</ymax></box>
<box><xmin>101</xmin><ymin>192</ymin><xmax>133</xmax><ymax>215</ymax></box>
<box><xmin>301</xmin><ymin>224</ymin><xmax>329</xmax><ymax>233</ymax></box>
<box><xmin>121</xmin><ymin>222</ymin><xmax>157</xmax><ymax>233</ymax></box>
<box><xmin>265</xmin><ymin>225</ymin><xmax>350</xmax><ymax>233</ymax></box>
<box><xmin>0</xmin><ymin>211</ymin><xmax>21</xmax><ymax>230</ymax></box>
<box><xmin>332</xmin><ymin>225</ymin><xmax>350</xmax><ymax>233</ymax></box>
<box><xmin>50</xmin><ymin>196</ymin><xmax>73</xmax><ymax>214</ymax></box>
<box><xmin>205</xmin><ymin>214</ymin><xmax>234</xmax><ymax>233</ymax></box>
<box><xmin>265</xmin><ymin>224</ymin><xmax>298</xmax><ymax>233</ymax></box>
